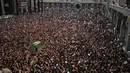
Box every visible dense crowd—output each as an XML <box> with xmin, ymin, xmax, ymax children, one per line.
<box><xmin>0</xmin><ymin>4</ymin><xmax>130</xmax><ymax>73</ymax></box>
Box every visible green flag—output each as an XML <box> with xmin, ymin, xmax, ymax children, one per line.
<box><xmin>32</xmin><ymin>41</ymin><xmax>41</xmax><ymax>52</ymax></box>
<box><xmin>30</xmin><ymin>60</ymin><xmax>34</xmax><ymax>66</ymax></box>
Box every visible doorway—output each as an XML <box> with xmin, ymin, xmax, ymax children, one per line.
<box><xmin>4</xmin><ymin>0</ymin><xmax>13</xmax><ymax>14</ymax></box>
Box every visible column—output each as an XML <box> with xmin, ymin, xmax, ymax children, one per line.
<box><xmin>106</xmin><ymin>0</ymin><xmax>110</xmax><ymax>17</ymax></box>
<box><xmin>34</xmin><ymin>0</ymin><xmax>36</xmax><ymax>12</ymax></box>
<box><xmin>113</xmin><ymin>12</ymin><xmax>116</xmax><ymax>25</ymax></box>
<box><xmin>112</xmin><ymin>10</ymin><xmax>115</xmax><ymax>24</ymax></box>
<box><xmin>13</xmin><ymin>0</ymin><xmax>17</xmax><ymax>14</ymax></box>
<box><xmin>125</xmin><ymin>17</ymin><xmax>130</xmax><ymax>51</ymax></box>
<box><xmin>29</xmin><ymin>0</ymin><xmax>32</xmax><ymax>13</ymax></box>
<box><xmin>119</xmin><ymin>20</ymin><xmax>124</xmax><ymax>38</ymax></box>
<box><xmin>1</xmin><ymin>0</ymin><xmax>5</xmax><ymax>15</ymax></box>
<box><xmin>41</xmin><ymin>0</ymin><xmax>43</xmax><ymax>12</ymax></box>
<box><xmin>37</xmin><ymin>0</ymin><xmax>40</xmax><ymax>12</ymax></box>
<box><xmin>115</xmin><ymin>12</ymin><xmax>119</xmax><ymax>29</ymax></box>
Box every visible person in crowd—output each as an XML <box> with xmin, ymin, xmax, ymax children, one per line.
<box><xmin>0</xmin><ymin>4</ymin><xmax>129</xmax><ymax>73</ymax></box>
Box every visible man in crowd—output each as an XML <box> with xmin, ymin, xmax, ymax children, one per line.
<box><xmin>0</xmin><ymin>3</ymin><xmax>129</xmax><ymax>73</ymax></box>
